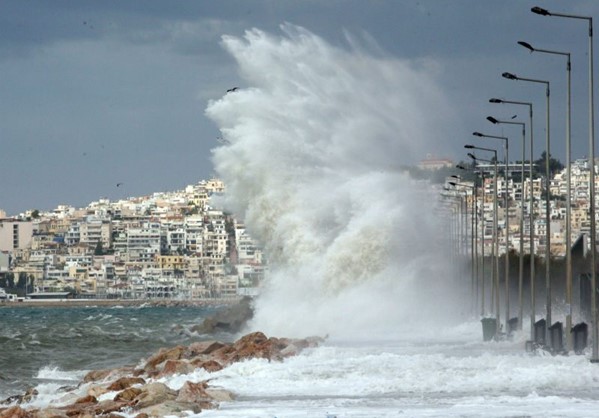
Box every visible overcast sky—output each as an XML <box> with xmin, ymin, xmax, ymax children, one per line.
<box><xmin>1</xmin><ymin>0</ymin><xmax>599</xmax><ymax>215</ymax></box>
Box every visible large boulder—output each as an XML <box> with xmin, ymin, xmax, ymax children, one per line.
<box><xmin>133</xmin><ymin>382</ymin><xmax>177</xmax><ymax>409</ymax></box>
<box><xmin>175</xmin><ymin>381</ymin><xmax>218</xmax><ymax>409</ymax></box>
<box><xmin>107</xmin><ymin>377</ymin><xmax>146</xmax><ymax>391</ymax></box>
<box><xmin>186</xmin><ymin>341</ymin><xmax>226</xmax><ymax>357</ymax></box>
<box><xmin>158</xmin><ymin>360</ymin><xmax>196</xmax><ymax>378</ymax></box>
<box><xmin>190</xmin><ymin>358</ymin><xmax>223</xmax><ymax>373</ymax></box>
<box><xmin>0</xmin><ymin>406</ymin><xmax>33</xmax><ymax>418</ymax></box>
<box><xmin>135</xmin><ymin>400</ymin><xmax>202</xmax><ymax>417</ymax></box>
<box><xmin>143</xmin><ymin>346</ymin><xmax>186</xmax><ymax>372</ymax></box>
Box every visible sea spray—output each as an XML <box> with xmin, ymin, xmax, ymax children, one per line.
<box><xmin>206</xmin><ymin>24</ymin><xmax>464</xmax><ymax>339</ymax></box>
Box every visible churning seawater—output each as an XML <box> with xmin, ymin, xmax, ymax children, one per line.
<box><xmin>0</xmin><ymin>304</ymin><xmax>221</xmax><ymax>400</ymax></box>
<box><xmin>4</xmin><ymin>308</ymin><xmax>599</xmax><ymax>417</ymax></box>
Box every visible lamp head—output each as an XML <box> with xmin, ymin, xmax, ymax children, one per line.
<box><xmin>448</xmin><ymin>181</ymin><xmax>457</xmax><ymax>186</ymax></box>
<box><xmin>472</xmin><ymin>132</ymin><xmax>484</xmax><ymax>137</ymax></box>
<box><xmin>502</xmin><ymin>72</ymin><xmax>518</xmax><ymax>80</ymax></box>
<box><xmin>489</xmin><ymin>98</ymin><xmax>502</xmax><ymax>104</ymax></box>
<box><xmin>518</xmin><ymin>41</ymin><xmax>535</xmax><ymax>52</ymax></box>
<box><xmin>467</xmin><ymin>152</ymin><xmax>476</xmax><ymax>160</ymax></box>
<box><xmin>531</xmin><ymin>6</ymin><xmax>551</xmax><ymax>16</ymax></box>
<box><xmin>464</xmin><ymin>144</ymin><xmax>475</xmax><ymax>149</ymax></box>
<box><xmin>486</xmin><ymin>116</ymin><xmax>499</xmax><ymax>124</ymax></box>
<box><xmin>456</xmin><ymin>164</ymin><xmax>466</xmax><ymax>170</ymax></box>
<box><xmin>450</xmin><ymin>175</ymin><xmax>460</xmax><ymax>179</ymax></box>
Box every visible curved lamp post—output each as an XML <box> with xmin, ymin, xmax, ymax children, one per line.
<box><xmin>519</xmin><ymin>39</ymin><xmax>574</xmax><ymax>349</ymax></box>
<box><xmin>502</xmin><ymin>71</ymin><xmax>553</xmax><ymax>338</ymax></box>
<box><xmin>490</xmin><ymin>98</ymin><xmax>535</xmax><ymax>336</ymax></box>
<box><xmin>466</xmin><ymin>144</ymin><xmax>500</xmax><ymax>335</ymax></box>
<box><xmin>531</xmin><ymin>5</ymin><xmax>597</xmax><ymax>362</ymax></box>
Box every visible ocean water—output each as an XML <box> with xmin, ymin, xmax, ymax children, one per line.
<box><xmin>8</xmin><ymin>315</ymin><xmax>599</xmax><ymax>417</ymax></box>
<box><xmin>0</xmin><ymin>304</ymin><xmax>222</xmax><ymax>400</ymax></box>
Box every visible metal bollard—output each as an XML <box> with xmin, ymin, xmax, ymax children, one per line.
<box><xmin>481</xmin><ymin>317</ymin><xmax>497</xmax><ymax>341</ymax></box>
<box><xmin>548</xmin><ymin>321</ymin><xmax>563</xmax><ymax>354</ymax></box>
<box><xmin>571</xmin><ymin>322</ymin><xmax>588</xmax><ymax>355</ymax></box>
<box><xmin>534</xmin><ymin>318</ymin><xmax>546</xmax><ymax>346</ymax></box>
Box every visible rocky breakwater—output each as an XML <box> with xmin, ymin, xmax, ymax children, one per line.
<box><xmin>0</xmin><ymin>332</ymin><xmax>324</xmax><ymax>418</ymax></box>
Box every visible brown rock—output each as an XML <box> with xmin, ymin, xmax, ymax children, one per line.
<box><xmin>113</xmin><ymin>387</ymin><xmax>142</xmax><ymax>402</ymax></box>
<box><xmin>135</xmin><ymin>400</ymin><xmax>202</xmax><ymax>417</ymax></box>
<box><xmin>190</xmin><ymin>359</ymin><xmax>223</xmax><ymax>373</ymax></box>
<box><xmin>133</xmin><ymin>382</ymin><xmax>177</xmax><ymax>409</ymax></box>
<box><xmin>0</xmin><ymin>406</ymin><xmax>33</xmax><ymax>418</ymax></box>
<box><xmin>74</xmin><ymin>395</ymin><xmax>97</xmax><ymax>404</ymax></box>
<box><xmin>158</xmin><ymin>360</ymin><xmax>195</xmax><ymax>378</ymax></box>
<box><xmin>175</xmin><ymin>381</ymin><xmax>211</xmax><ymax>404</ymax></box>
<box><xmin>92</xmin><ymin>400</ymin><xmax>130</xmax><ymax>415</ymax></box>
<box><xmin>208</xmin><ymin>345</ymin><xmax>236</xmax><ymax>365</ymax></box>
<box><xmin>107</xmin><ymin>377</ymin><xmax>146</xmax><ymax>391</ymax></box>
<box><xmin>83</xmin><ymin>369</ymin><xmax>112</xmax><ymax>383</ymax></box>
<box><xmin>133</xmin><ymin>414</ymin><xmax>149</xmax><ymax>418</ymax></box>
<box><xmin>231</xmin><ymin>332</ymin><xmax>276</xmax><ymax>361</ymax></box>
<box><xmin>31</xmin><ymin>408</ymin><xmax>69</xmax><ymax>418</ymax></box>
<box><xmin>87</xmin><ymin>385</ymin><xmax>110</xmax><ymax>399</ymax></box>
<box><xmin>204</xmin><ymin>388</ymin><xmax>235</xmax><ymax>402</ymax></box>
<box><xmin>186</xmin><ymin>341</ymin><xmax>226</xmax><ymax>357</ymax></box>
<box><xmin>143</xmin><ymin>346</ymin><xmax>186</xmax><ymax>371</ymax></box>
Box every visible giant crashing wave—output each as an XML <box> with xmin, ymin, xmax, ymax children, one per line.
<box><xmin>206</xmin><ymin>24</ymin><xmax>466</xmax><ymax>339</ymax></box>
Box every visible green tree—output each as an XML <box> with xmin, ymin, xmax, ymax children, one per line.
<box><xmin>94</xmin><ymin>241</ymin><xmax>104</xmax><ymax>256</ymax></box>
<box><xmin>31</xmin><ymin>209</ymin><xmax>40</xmax><ymax>219</ymax></box>
<box><xmin>534</xmin><ymin>151</ymin><xmax>564</xmax><ymax>177</ymax></box>
<box><xmin>17</xmin><ymin>272</ymin><xmax>28</xmax><ymax>289</ymax></box>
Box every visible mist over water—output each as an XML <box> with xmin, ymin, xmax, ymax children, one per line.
<box><xmin>206</xmin><ymin>24</ymin><xmax>464</xmax><ymax>339</ymax></box>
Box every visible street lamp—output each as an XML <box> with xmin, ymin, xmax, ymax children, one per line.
<box><xmin>442</xmin><ymin>187</ymin><xmax>465</xmax><ymax>270</ymax></box>
<box><xmin>502</xmin><ymin>71</ymin><xmax>553</xmax><ymax>339</ymax></box>
<box><xmin>518</xmin><ymin>39</ymin><xmax>574</xmax><ymax>349</ymax></box>
<box><xmin>467</xmin><ymin>144</ymin><xmax>501</xmax><ymax>336</ymax></box>
<box><xmin>474</xmin><ymin>131</ymin><xmax>511</xmax><ymax>328</ymax></box>
<box><xmin>487</xmin><ymin>116</ymin><xmax>527</xmax><ymax>332</ymax></box>
<box><xmin>458</xmin><ymin>164</ymin><xmax>485</xmax><ymax>316</ymax></box>
<box><xmin>450</xmin><ymin>178</ymin><xmax>477</xmax><ymax>314</ymax></box>
<box><xmin>531</xmin><ymin>5</ymin><xmax>597</xmax><ymax>362</ymax></box>
<box><xmin>490</xmin><ymin>98</ymin><xmax>535</xmax><ymax>336</ymax></box>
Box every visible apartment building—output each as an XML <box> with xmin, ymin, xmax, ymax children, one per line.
<box><xmin>0</xmin><ymin>220</ymin><xmax>34</xmax><ymax>251</ymax></box>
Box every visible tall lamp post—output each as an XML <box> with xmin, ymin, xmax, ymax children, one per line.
<box><xmin>486</xmin><ymin>116</ymin><xmax>526</xmax><ymax>331</ymax></box>
<box><xmin>490</xmin><ymin>98</ymin><xmax>535</xmax><ymax>336</ymax></box>
<box><xmin>458</xmin><ymin>164</ymin><xmax>485</xmax><ymax>316</ymax></box>
<box><xmin>474</xmin><ymin>132</ymin><xmax>511</xmax><ymax>328</ymax></box>
<box><xmin>467</xmin><ymin>145</ymin><xmax>500</xmax><ymax>335</ymax></box>
<box><xmin>450</xmin><ymin>178</ymin><xmax>477</xmax><ymax>313</ymax></box>
<box><xmin>503</xmin><ymin>71</ymin><xmax>553</xmax><ymax>337</ymax></box>
<box><xmin>518</xmin><ymin>39</ymin><xmax>574</xmax><ymax>349</ymax></box>
<box><xmin>531</xmin><ymin>5</ymin><xmax>597</xmax><ymax>361</ymax></box>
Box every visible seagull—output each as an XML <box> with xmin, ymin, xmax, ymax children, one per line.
<box><xmin>226</xmin><ymin>87</ymin><xmax>239</xmax><ymax>93</ymax></box>
<box><xmin>116</xmin><ymin>183</ymin><xmax>124</xmax><ymax>187</ymax></box>
<box><xmin>511</xmin><ymin>114</ymin><xmax>517</xmax><ymax>119</ymax></box>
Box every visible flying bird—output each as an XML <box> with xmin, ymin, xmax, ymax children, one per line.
<box><xmin>511</xmin><ymin>115</ymin><xmax>517</xmax><ymax>119</ymax></box>
<box><xmin>226</xmin><ymin>87</ymin><xmax>239</xmax><ymax>93</ymax></box>
<box><xmin>116</xmin><ymin>183</ymin><xmax>124</xmax><ymax>187</ymax></box>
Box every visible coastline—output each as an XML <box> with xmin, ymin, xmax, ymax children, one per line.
<box><xmin>0</xmin><ymin>297</ymin><xmax>242</xmax><ymax>309</ymax></box>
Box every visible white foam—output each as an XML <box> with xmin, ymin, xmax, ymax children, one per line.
<box><xmin>161</xmin><ymin>337</ymin><xmax>599</xmax><ymax>417</ymax></box>
<box><xmin>206</xmin><ymin>24</ymin><xmax>464</xmax><ymax>340</ymax></box>
<box><xmin>35</xmin><ymin>366</ymin><xmax>84</xmax><ymax>382</ymax></box>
